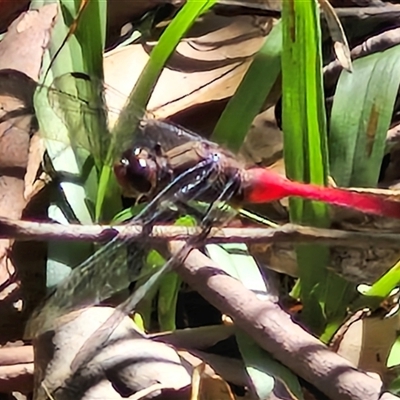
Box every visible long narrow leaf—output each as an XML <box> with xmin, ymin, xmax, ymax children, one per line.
<box><xmin>330</xmin><ymin>45</ymin><xmax>400</xmax><ymax>187</ymax></box>
<box><xmin>212</xmin><ymin>22</ymin><xmax>282</xmax><ymax>152</ymax></box>
<box><xmin>96</xmin><ymin>0</ymin><xmax>217</xmax><ymax>219</ymax></box>
<box><xmin>237</xmin><ymin>330</ymin><xmax>303</xmax><ymax>400</ymax></box>
<box><xmin>111</xmin><ymin>0</ymin><xmax>218</xmax><ymax>142</ymax></box>
<box><xmin>281</xmin><ymin>0</ymin><xmax>330</xmax><ymax>332</ymax></box>
<box><xmin>30</xmin><ymin>0</ymin><xmax>107</xmax><ymax>287</ymax></box>
<box><xmin>206</xmin><ymin>243</ymin><xmax>276</xmax><ymax>398</ymax></box>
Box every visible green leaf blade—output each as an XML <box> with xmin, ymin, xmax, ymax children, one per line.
<box><xmin>212</xmin><ymin>22</ymin><xmax>282</xmax><ymax>151</ymax></box>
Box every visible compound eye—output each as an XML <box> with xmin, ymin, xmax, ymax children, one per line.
<box><xmin>114</xmin><ymin>148</ymin><xmax>156</xmax><ymax>195</ymax></box>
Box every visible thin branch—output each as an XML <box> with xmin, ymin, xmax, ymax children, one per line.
<box><xmin>172</xmin><ymin>242</ymin><xmax>399</xmax><ymax>400</ymax></box>
<box><xmin>1</xmin><ymin>217</ymin><xmax>400</xmax><ymax>248</ymax></box>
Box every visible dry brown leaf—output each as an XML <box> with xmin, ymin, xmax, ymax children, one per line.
<box><xmin>256</xmin><ymin>233</ymin><xmax>400</xmax><ymax>283</ymax></box>
<box><xmin>188</xmin><ymin>357</ymin><xmax>237</xmax><ymax>400</ymax></box>
<box><xmin>24</xmin><ymin>133</ymin><xmax>50</xmax><ymax>202</ymax></box>
<box><xmin>107</xmin><ymin>0</ymin><xmax>178</xmax><ymax>42</ymax></box>
<box><xmin>181</xmin><ymin>351</ymin><xmax>246</xmax><ymax>386</ymax></box>
<box><xmin>33</xmin><ymin>307</ymin><xmax>192</xmax><ymax>400</ymax></box>
<box><xmin>180</xmin><ymin>351</ymin><xmax>254</xmax><ymax>399</ymax></box>
<box><xmin>0</xmin><ymin>4</ymin><xmax>57</xmax><ymax>343</ymax></box>
<box><xmin>199</xmin><ymin>371</ymin><xmax>237</xmax><ymax>400</ymax></box>
<box><xmin>104</xmin><ymin>13</ymin><xmax>270</xmax><ymax>121</ymax></box>
<box><xmin>336</xmin><ymin>312</ymin><xmax>400</xmax><ymax>384</ymax></box>
<box><xmin>0</xmin><ymin>5</ymin><xmax>57</xmax><ymax>79</ymax></box>
<box><xmin>252</xmin><ymin>211</ymin><xmax>400</xmax><ymax>283</ymax></box>
<box><xmin>318</xmin><ymin>0</ymin><xmax>352</xmax><ymax>72</ymax></box>
<box><xmin>240</xmin><ymin>107</ymin><xmax>283</xmax><ymax>167</ymax></box>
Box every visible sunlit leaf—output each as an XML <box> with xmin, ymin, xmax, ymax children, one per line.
<box><xmin>30</xmin><ymin>0</ymin><xmax>107</xmax><ymax>288</ymax></box>
<box><xmin>97</xmin><ymin>0</ymin><xmax>217</xmax><ymax>219</ymax></box>
<box><xmin>329</xmin><ymin>45</ymin><xmax>400</xmax><ymax>188</ymax></box>
<box><xmin>236</xmin><ymin>330</ymin><xmax>303</xmax><ymax>400</ymax></box>
<box><xmin>212</xmin><ymin>21</ymin><xmax>281</xmax><ymax>152</ymax></box>
<box><xmin>281</xmin><ymin>0</ymin><xmax>331</xmax><ymax>332</ymax></box>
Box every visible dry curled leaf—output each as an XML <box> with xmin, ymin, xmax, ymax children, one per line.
<box><xmin>33</xmin><ymin>307</ymin><xmax>192</xmax><ymax>400</ymax></box>
<box><xmin>0</xmin><ymin>4</ymin><xmax>57</xmax><ymax>343</ymax></box>
<box><xmin>104</xmin><ymin>13</ymin><xmax>270</xmax><ymax>121</ymax></box>
<box><xmin>335</xmin><ymin>311</ymin><xmax>400</xmax><ymax>385</ymax></box>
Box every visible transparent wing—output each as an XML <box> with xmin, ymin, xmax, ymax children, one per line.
<box><xmin>43</xmin><ymin>72</ymin><xmax>136</xmax><ymax>170</ymax></box>
<box><xmin>45</xmin><ymin>72</ymin><xmax>110</xmax><ymax>168</ymax></box>
<box><xmin>134</xmin><ymin>118</ymin><xmax>205</xmax><ymax>153</ymax></box>
<box><xmin>0</xmin><ymin>70</ymin><xmax>212</xmax><ymax>171</ymax></box>
<box><xmin>17</xmin><ymin>72</ymin><xmax>238</xmax><ymax>341</ymax></box>
<box><xmin>24</xmin><ymin>154</ymin><xmax>222</xmax><ymax>338</ymax></box>
<box><xmin>70</xmin><ymin>169</ymin><xmax>242</xmax><ymax>372</ymax></box>
<box><xmin>45</xmin><ymin>73</ymin><xmax>208</xmax><ymax>164</ymax></box>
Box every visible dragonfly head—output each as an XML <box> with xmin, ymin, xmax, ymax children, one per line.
<box><xmin>114</xmin><ymin>147</ymin><xmax>159</xmax><ymax>198</ymax></box>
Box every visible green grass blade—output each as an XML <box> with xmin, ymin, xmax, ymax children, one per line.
<box><xmin>319</xmin><ymin>273</ymin><xmax>356</xmax><ymax>343</ymax></box>
<box><xmin>157</xmin><ymin>216</ymin><xmax>197</xmax><ymax>331</ymax></box>
<box><xmin>387</xmin><ymin>336</ymin><xmax>400</xmax><ymax>368</ymax></box>
<box><xmin>236</xmin><ymin>330</ymin><xmax>303</xmax><ymax>400</ymax></box>
<box><xmin>212</xmin><ymin>22</ymin><xmax>282</xmax><ymax>151</ymax></box>
<box><xmin>157</xmin><ymin>271</ymin><xmax>181</xmax><ymax>331</ymax></box>
<box><xmin>329</xmin><ymin>45</ymin><xmax>400</xmax><ymax>187</ymax></box>
<box><xmin>389</xmin><ymin>373</ymin><xmax>400</xmax><ymax>396</ymax></box>
<box><xmin>206</xmin><ymin>243</ymin><xmax>282</xmax><ymax>399</ymax></box>
<box><xmin>206</xmin><ymin>243</ymin><xmax>267</xmax><ymax>295</ymax></box>
<box><xmin>282</xmin><ymin>1</ymin><xmax>329</xmax><ymax>197</ymax></box>
<box><xmin>111</xmin><ymin>0</ymin><xmax>217</xmax><ymax>145</ymax></box>
<box><xmin>281</xmin><ymin>0</ymin><xmax>331</xmax><ymax>332</ymax></box>
<box><xmin>236</xmin><ymin>330</ymin><xmax>275</xmax><ymax>399</ymax></box>
<box><xmin>31</xmin><ymin>0</ymin><xmax>108</xmax><ymax>218</ymax></box>
<box><xmin>363</xmin><ymin>261</ymin><xmax>400</xmax><ymax>299</ymax></box>
<box><xmin>350</xmin><ymin>260</ymin><xmax>400</xmax><ymax>313</ymax></box>
<box><xmin>73</xmin><ymin>0</ymin><xmax>106</xmax><ymax>78</ymax></box>
<box><xmin>96</xmin><ymin>0</ymin><xmax>217</xmax><ymax>219</ymax></box>
<box><xmin>30</xmin><ymin>0</ymin><xmax>107</xmax><ymax>287</ymax></box>
<box><xmin>133</xmin><ymin>216</ymin><xmax>197</xmax><ymax>331</ymax></box>
<box><xmin>134</xmin><ymin>250</ymin><xmax>166</xmax><ymax>329</ymax></box>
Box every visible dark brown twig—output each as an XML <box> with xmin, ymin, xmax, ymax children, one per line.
<box><xmin>171</xmin><ymin>242</ymin><xmax>399</xmax><ymax>400</ymax></box>
<box><xmin>1</xmin><ymin>217</ymin><xmax>400</xmax><ymax>247</ymax></box>
<box><xmin>324</xmin><ymin>26</ymin><xmax>400</xmax><ymax>88</ymax></box>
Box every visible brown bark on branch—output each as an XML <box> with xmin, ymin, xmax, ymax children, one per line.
<box><xmin>171</xmin><ymin>242</ymin><xmax>399</xmax><ymax>400</ymax></box>
<box><xmin>324</xmin><ymin>26</ymin><xmax>400</xmax><ymax>88</ymax></box>
<box><xmin>1</xmin><ymin>217</ymin><xmax>400</xmax><ymax>247</ymax></box>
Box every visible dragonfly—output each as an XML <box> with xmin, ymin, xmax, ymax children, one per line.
<box><xmin>7</xmin><ymin>71</ymin><xmax>400</xmax><ymax>373</ymax></box>
<box><xmin>116</xmin><ymin>118</ymin><xmax>400</xmax><ymax>218</ymax></box>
